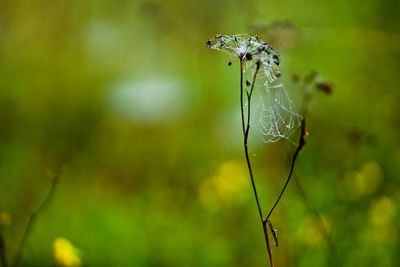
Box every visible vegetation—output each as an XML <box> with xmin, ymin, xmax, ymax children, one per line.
<box><xmin>0</xmin><ymin>0</ymin><xmax>399</xmax><ymax>266</ymax></box>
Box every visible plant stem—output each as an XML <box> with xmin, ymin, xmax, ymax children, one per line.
<box><xmin>294</xmin><ymin>176</ymin><xmax>341</xmax><ymax>267</ymax></box>
<box><xmin>240</xmin><ymin>60</ymin><xmax>246</xmax><ymax>136</ymax></box>
<box><xmin>240</xmin><ymin>59</ymin><xmax>275</xmax><ymax>267</ymax></box>
<box><xmin>265</xmin><ymin>119</ymin><xmax>306</xmax><ymax>222</ymax></box>
<box><xmin>12</xmin><ymin>173</ymin><xmax>59</xmax><ymax>267</ymax></box>
<box><xmin>0</xmin><ymin>231</ymin><xmax>7</xmax><ymax>267</ymax></box>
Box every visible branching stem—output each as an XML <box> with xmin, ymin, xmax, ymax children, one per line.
<box><xmin>294</xmin><ymin>177</ymin><xmax>340</xmax><ymax>267</ymax></box>
<box><xmin>265</xmin><ymin>119</ymin><xmax>306</xmax><ymax>221</ymax></box>
<box><xmin>0</xmin><ymin>231</ymin><xmax>7</xmax><ymax>267</ymax></box>
<box><xmin>12</xmin><ymin>173</ymin><xmax>59</xmax><ymax>267</ymax></box>
<box><xmin>240</xmin><ymin>59</ymin><xmax>275</xmax><ymax>267</ymax></box>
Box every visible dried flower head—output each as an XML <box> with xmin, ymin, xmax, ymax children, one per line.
<box><xmin>207</xmin><ymin>34</ymin><xmax>281</xmax><ymax>84</ymax></box>
<box><xmin>207</xmin><ymin>34</ymin><xmax>273</xmax><ymax>60</ymax></box>
<box><xmin>207</xmin><ymin>33</ymin><xmax>302</xmax><ymax>144</ymax></box>
<box><xmin>206</xmin><ymin>34</ymin><xmax>306</xmax><ymax>266</ymax></box>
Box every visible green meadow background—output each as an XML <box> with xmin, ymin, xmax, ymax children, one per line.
<box><xmin>0</xmin><ymin>0</ymin><xmax>399</xmax><ymax>266</ymax></box>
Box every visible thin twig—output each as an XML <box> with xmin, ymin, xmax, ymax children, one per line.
<box><xmin>242</xmin><ymin>60</ymin><xmax>263</xmax><ymax>220</ymax></box>
<box><xmin>295</xmin><ymin>74</ymin><xmax>340</xmax><ymax>266</ymax></box>
<box><xmin>0</xmin><ymin>231</ymin><xmax>8</xmax><ymax>267</ymax></box>
<box><xmin>240</xmin><ymin>59</ymin><xmax>275</xmax><ymax>267</ymax></box>
<box><xmin>265</xmin><ymin>119</ymin><xmax>307</xmax><ymax>222</ymax></box>
<box><xmin>262</xmin><ymin>221</ymin><xmax>275</xmax><ymax>267</ymax></box>
<box><xmin>294</xmin><ymin>177</ymin><xmax>341</xmax><ymax>267</ymax></box>
<box><xmin>240</xmin><ymin>60</ymin><xmax>246</xmax><ymax>136</ymax></box>
<box><xmin>12</xmin><ymin>173</ymin><xmax>60</xmax><ymax>267</ymax></box>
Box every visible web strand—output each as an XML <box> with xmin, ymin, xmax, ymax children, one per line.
<box><xmin>207</xmin><ymin>34</ymin><xmax>302</xmax><ymax>144</ymax></box>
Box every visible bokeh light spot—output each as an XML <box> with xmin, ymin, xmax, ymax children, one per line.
<box><xmin>199</xmin><ymin>160</ymin><xmax>248</xmax><ymax>210</ymax></box>
<box><xmin>53</xmin><ymin>237</ymin><xmax>81</xmax><ymax>267</ymax></box>
<box><xmin>0</xmin><ymin>211</ymin><xmax>12</xmax><ymax>226</ymax></box>
<box><xmin>369</xmin><ymin>196</ymin><xmax>396</xmax><ymax>227</ymax></box>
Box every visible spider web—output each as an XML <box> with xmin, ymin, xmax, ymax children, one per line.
<box><xmin>243</xmin><ymin>50</ymin><xmax>301</xmax><ymax>145</ymax></box>
<box><xmin>208</xmin><ymin>34</ymin><xmax>302</xmax><ymax>144</ymax></box>
<box><xmin>251</xmin><ymin>77</ymin><xmax>301</xmax><ymax>144</ymax></box>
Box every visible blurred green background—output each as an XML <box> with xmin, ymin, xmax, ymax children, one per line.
<box><xmin>0</xmin><ymin>0</ymin><xmax>399</xmax><ymax>266</ymax></box>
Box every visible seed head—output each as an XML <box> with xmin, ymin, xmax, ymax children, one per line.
<box><xmin>206</xmin><ymin>34</ymin><xmax>282</xmax><ymax>83</ymax></box>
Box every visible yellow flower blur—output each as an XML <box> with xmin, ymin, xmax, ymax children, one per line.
<box><xmin>53</xmin><ymin>237</ymin><xmax>81</xmax><ymax>267</ymax></box>
<box><xmin>0</xmin><ymin>211</ymin><xmax>12</xmax><ymax>226</ymax></box>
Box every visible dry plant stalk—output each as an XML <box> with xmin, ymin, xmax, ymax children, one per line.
<box><xmin>0</xmin><ymin>172</ymin><xmax>60</xmax><ymax>267</ymax></box>
<box><xmin>12</xmin><ymin>173</ymin><xmax>59</xmax><ymax>267</ymax></box>
<box><xmin>293</xmin><ymin>71</ymin><xmax>339</xmax><ymax>266</ymax></box>
<box><xmin>0</xmin><ymin>231</ymin><xmax>7</xmax><ymax>267</ymax></box>
<box><xmin>207</xmin><ymin>34</ymin><xmax>307</xmax><ymax>266</ymax></box>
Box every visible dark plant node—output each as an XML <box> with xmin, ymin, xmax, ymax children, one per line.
<box><xmin>245</xmin><ymin>52</ymin><xmax>253</xmax><ymax>61</ymax></box>
<box><xmin>315</xmin><ymin>82</ymin><xmax>333</xmax><ymax>94</ymax></box>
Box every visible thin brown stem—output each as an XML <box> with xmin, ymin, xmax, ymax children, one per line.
<box><xmin>240</xmin><ymin>60</ymin><xmax>246</xmax><ymax>136</ymax></box>
<box><xmin>262</xmin><ymin>221</ymin><xmax>275</xmax><ymax>267</ymax></box>
<box><xmin>265</xmin><ymin>119</ymin><xmax>307</xmax><ymax>222</ymax></box>
<box><xmin>12</xmin><ymin>173</ymin><xmax>59</xmax><ymax>267</ymax></box>
<box><xmin>240</xmin><ymin>59</ymin><xmax>274</xmax><ymax>267</ymax></box>
<box><xmin>294</xmin><ymin>177</ymin><xmax>341</xmax><ymax>267</ymax></box>
<box><xmin>295</xmin><ymin>75</ymin><xmax>340</xmax><ymax>266</ymax></box>
<box><xmin>0</xmin><ymin>231</ymin><xmax>8</xmax><ymax>267</ymax></box>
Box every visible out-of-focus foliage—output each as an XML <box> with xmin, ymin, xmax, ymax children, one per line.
<box><xmin>0</xmin><ymin>0</ymin><xmax>399</xmax><ymax>266</ymax></box>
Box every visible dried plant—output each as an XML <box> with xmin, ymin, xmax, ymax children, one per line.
<box><xmin>292</xmin><ymin>71</ymin><xmax>339</xmax><ymax>266</ymax></box>
<box><xmin>0</xmin><ymin>172</ymin><xmax>60</xmax><ymax>267</ymax></box>
<box><xmin>0</xmin><ymin>231</ymin><xmax>7</xmax><ymax>267</ymax></box>
<box><xmin>207</xmin><ymin>34</ymin><xmax>307</xmax><ymax>266</ymax></box>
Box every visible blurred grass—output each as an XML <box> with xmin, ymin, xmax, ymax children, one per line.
<box><xmin>0</xmin><ymin>0</ymin><xmax>399</xmax><ymax>266</ymax></box>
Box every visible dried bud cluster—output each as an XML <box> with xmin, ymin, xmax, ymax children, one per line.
<box><xmin>207</xmin><ymin>34</ymin><xmax>282</xmax><ymax>83</ymax></box>
<box><xmin>207</xmin><ymin>33</ymin><xmax>302</xmax><ymax>145</ymax></box>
